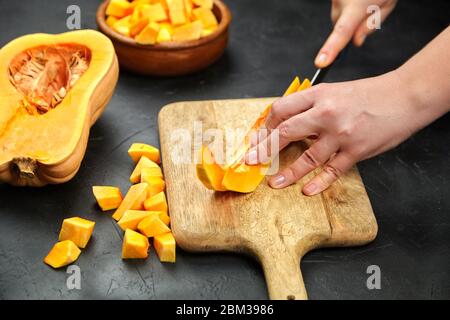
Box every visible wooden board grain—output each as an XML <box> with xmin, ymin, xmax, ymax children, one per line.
<box><xmin>158</xmin><ymin>98</ymin><xmax>378</xmax><ymax>300</ymax></box>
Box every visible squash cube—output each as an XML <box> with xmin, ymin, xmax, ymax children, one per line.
<box><xmin>144</xmin><ymin>191</ymin><xmax>168</xmax><ymax>214</ymax></box>
<box><xmin>130</xmin><ymin>0</ymin><xmax>152</xmax><ymax>8</ymax></box>
<box><xmin>112</xmin><ymin>183</ymin><xmax>148</xmax><ymax>221</ymax></box>
<box><xmin>136</xmin><ymin>22</ymin><xmax>160</xmax><ymax>45</ymax></box>
<box><xmin>192</xmin><ymin>0</ymin><xmax>213</xmax><ymax>9</ymax></box>
<box><xmin>138</xmin><ymin>215</ymin><xmax>171</xmax><ymax>237</ymax></box>
<box><xmin>193</xmin><ymin>7</ymin><xmax>218</xmax><ymax>28</ymax></box>
<box><xmin>59</xmin><ymin>217</ymin><xmax>95</xmax><ymax>249</ymax></box>
<box><xmin>130</xmin><ymin>4</ymin><xmax>144</xmax><ymax>24</ymax></box>
<box><xmin>44</xmin><ymin>240</ymin><xmax>81</xmax><ymax>269</ymax></box>
<box><xmin>130</xmin><ymin>17</ymin><xmax>150</xmax><ymax>37</ymax></box>
<box><xmin>141</xmin><ymin>166</ymin><xmax>163</xmax><ymax>180</ymax></box>
<box><xmin>184</xmin><ymin>0</ymin><xmax>193</xmax><ymax>18</ymax></box>
<box><xmin>106</xmin><ymin>16</ymin><xmax>119</xmax><ymax>28</ymax></box>
<box><xmin>201</xmin><ymin>27</ymin><xmax>216</xmax><ymax>37</ymax></box>
<box><xmin>130</xmin><ymin>156</ymin><xmax>160</xmax><ymax>184</ymax></box>
<box><xmin>128</xmin><ymin>143</ymin><xmax>161</xmax><ymax>163</ymax></box>
<box><xmin>106</xmin><ymin>0</ymin><xmax>133</xmax><ymax>18</ymax></box>
<box><xmin>159</xmin><ymin>212</ymin><xmax>171</xmax><ymax>225</ymax></box>
<box><xmin>141</xmin><ymin>3</ymin><xmax>168</xmax><ymax>22</ymax></box>
<box><xmin>113</xmin><ymin>15</ymin><xmax>132</xmax><ymax>36</ymax></box>
<box><xmin>169</xmin><ymin>9</ymin><xmax>187</xmax><ymax>25</ymax></box>
<box><xmin>157</xmin><ymin>27</ymin><xmax>172</xmax><ymax>43</ymax></box>
<box><xmin>92</xmin><ymin>186</ymin><xmax>123</xmax><ymax>211</ymax></box>
<box><xmin>172</xmin><ymin>20</ymin><xmax>203</xmax><ymax>41</ymax></box>
<box><xmin>142</xmin><ymin>176</ymin><xmax>165</xmax><ymax>197</ymax></box>
<box><xmin>118</xmin><ymin>210</ymin><xmax>156</xmax><ymax>231</ymax></box>
<box><xmin>122</xmin><ymin>229</ymin><xmax>150</xmax><ymax>259</ymax></box>
<box><xmin>154</xmin><ymin>232</ymin><xmax>176</xmax><ymax>263</ymax></box>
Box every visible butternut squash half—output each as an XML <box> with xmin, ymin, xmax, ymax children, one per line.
<box><xmin>0</xmin><ymin>30</ymin><xmax>119</xmax><ymax>186</ymax></box>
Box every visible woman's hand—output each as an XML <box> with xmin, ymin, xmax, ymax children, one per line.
<box><xmin>246</xmin><ymin>26</ymin><xmax>450</xmax><ymax>196</ymax></box>
<box><xmin>315</xmin><ymin>0</ymin><xmax>397</xmax><ymax>68</ymax></box>
<box><xmin>245</xmin><ymin>71</ymin><xmax>421</xmax><ymax>196</ymax></box>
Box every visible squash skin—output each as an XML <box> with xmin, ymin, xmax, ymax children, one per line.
<box><xmin>0</xmin><ymin>30</ymin><xmax>119</xmax><ymax>186</ymax></box>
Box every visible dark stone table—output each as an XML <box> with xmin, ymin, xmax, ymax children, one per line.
<box><xmin>0</xmin><ymin>0</ymin><xmax>449</xmax><ymax>299</ymax></box>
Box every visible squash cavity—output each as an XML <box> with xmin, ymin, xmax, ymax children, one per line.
<box><xmin>8</xmin><ymin>44</ymin><xmax>91</xmax><ymax>114</ymax></box>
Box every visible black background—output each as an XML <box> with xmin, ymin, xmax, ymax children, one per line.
<box><xmin>0</xmin><ymin>0</ymin><xmax>449</xmax><ymax>299</ymax></box>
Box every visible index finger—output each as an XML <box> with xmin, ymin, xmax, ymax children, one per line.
<box><xmin>315</xmin><ymin>6</ymin><xmax>367</xmax><ymax>68</ymax></box>
<box><xmin>265</xmin><ymin>88</ymin><xmax>315</xmax><ymax>131</ymax></box>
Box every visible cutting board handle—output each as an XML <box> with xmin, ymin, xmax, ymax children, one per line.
<box><xmin>260</xmin><ymin>250</ymin><xmax>307</xmax><ymax>300</ymax></box>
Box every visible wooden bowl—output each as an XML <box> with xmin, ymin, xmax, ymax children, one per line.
<box><xmin>96</xmin><ymin>0</ymin><xmax>231</xmax><ymax>76</ymax></box>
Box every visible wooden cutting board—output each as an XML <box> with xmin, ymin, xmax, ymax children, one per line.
<box><xmin>158</xmin><ymin>98</ymin><xmax>378</xmax><ymax>300</ymax></box>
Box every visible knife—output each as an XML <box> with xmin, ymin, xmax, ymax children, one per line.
<box><xmin>310</xmin><ymin>46</ymin><xmax>349</xmax><ymax>85</ymax></box>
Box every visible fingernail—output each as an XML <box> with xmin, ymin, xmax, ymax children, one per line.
<box><xmin>270</xmin><ymin>175</ymin><xmax>285</xmax><ymax>188</ymax></box>
<box><xmin>246</xmin><ymin>149</ymin><xmax>258</xmax><ymax>165</ymax></box>
<box><xmin>315</xmin><ymin>53</ymin><xmax>327</xmax><ymax>67</ymax></box>
<box><xmin>303</xmin><ymin>183</ymin><xmax>318</xmax><ymax>195</ymax></box>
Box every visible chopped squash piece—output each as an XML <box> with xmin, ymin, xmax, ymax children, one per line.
<box><xmin>172</xmin><ymin>20</ymin><xmax>203</xmax><ymax>41</ymax></box>
<box><xmin>130</xmin><ymin>4</ymin><xmax>144</xmax><ymax>23</ymax></box>
<box><xmin>169</xmin><ymin>9</ymin><xmax>187</xmax><ymax>25</ymax></box>
<box><xmin>283</xmin><ymin>76</ymin><xmax>301</xmax><ymax>96</ymax></box>
<box><xmin>130</xmin><ymin>0</ymin><xmax>151</xmax><ymax>8</ymax></box>
<box><xmin>144</xmin><ymin>191</ymin><xmax>168</xmax><ymax>214</ymax></box>
<box><xmin>122</xmin><ymin>229</ymin><xmax>150</xmax><ymax>259</ymax></box>
<box><xmin>44</xmin><ymin>240</ymin><xmax>81</xmax><ymax>269</ymax></box>
<box><xmin>159</xmin><ymin>22</ymin><xmax>174</xmax><ymax>34</ymax></box>
<box><xmin>154</xmin><ymin>232</ymin><xmax>176</xmax><ymax>263</ymax></box>
<box><xmin>297</xmin><ymin>78</ymin><xmax>311</xmax><ymax>91</ymax></box>
<box><xmin>192</xmin><ymin>0</ymin><xmax>213</xmax><ymax>9</ymax></box>
<box><xmin>141</xmin><ymin>166</ymin><xmax>163</xmax><ymax>180</ymax></box>
<box><xmin>142</xmin><ymin>176</ymin><xmax>166</xmax><ymax>197</ymax></box>
<box><xmin>138</xmin><ymin>215</ymin><xmax>171</xmax><ymax>237</ymax></box>
<box><xmin>113</xmin><ymin>15</ymin><xmax>132</xmax><ymax>37</ymax></box>
<box><xmin>58</xmin><ymin>217</ymin><xmax>95</xmax><ymax>249</ymax></box>
<box><xmin>222</xmin><ymin>162</ymin><xmax>270</xmax><ymax>193</ymax></box>
<box><xmin>106</xmin><ymin>0</ymin><xmax>133</xmax><ymax>18</ymax></box>
<box><xmin>167</xmin><ymin>0</ymin><xmax>186</xmax><ymax>25</ymax></box>
<box><xmin>141</xmin><ymin>3</ymin><xmax>168</xmax><ymax>22</ymax></box>
<box><xmin>130</xmin><ymin>17</ymin><xmax>149</xmax><ymax>37</ymax></box>
<box><xmin>201</xmin><ymin>27</ymin><xmax>216</xmax><ymax>37</ymax></box>
<box><xmin>112</xmin><ymin>183</ymin><xmax>148</xmax><ymax>221</ymax></box>
<box><xmin>159</xmin><ymin>212</ymin><xmax>171</xmax><ymax>225</ymax></box>
<box><xmin>193</xmin><ymin>7</ymin><xmax>218</xmax><ymax>28</ymax></box>
<box><xmin>106</xmin><ymin>16</ymin><xmax>119</xmax><ymax>28</ymax></box>
<box><xmin>136</xmin><ymin>22</ymin><xmax>160</xmax><ymax>44</ymax></box>
<box><xmin>117</xmin><ymin>210</ymin><xmax>155</xmax><ymax>231</ymax></box>
<box><xmin>130</xmin><ymin>156</ymin><xmax>160</xmax><ymax>184</ymax></box>
<box><xmin>184</xmin><ymin>0</ymin><xmax>193</xmax><ymax>18</ymax></box>
<box><xmin>196</xmin><ymin>146</ymin><xmax>226</xmax><ymax>191</ymax></box>
<box><xmin>128</xmin><ymin>143</ymin><xmax>161</xmax><ymax>163</ymax></box>
<box><xmin>92</xmin><ymin>186</ymin><xmax>123</xmax><ymax>211</ymax></box>
<box><xmin>157</xmin><ymin>27</ymin><xmax>172</xmax><ymax>43</ymax></box>
<box><xmin>154</xmin><ymin>0</ymin><xmax>169</xmax><ymax>10</ymax></box>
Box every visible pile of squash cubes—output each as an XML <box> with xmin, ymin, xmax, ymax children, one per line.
<box><xmin>105</xmin><ymin>0</ymin><xmax>219</xmax><ymax>44</ymax></box>
<box><xmin>44</xmin><ymin>143</ymin><xmax>175</xmax><ymax>268</ymax></box>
